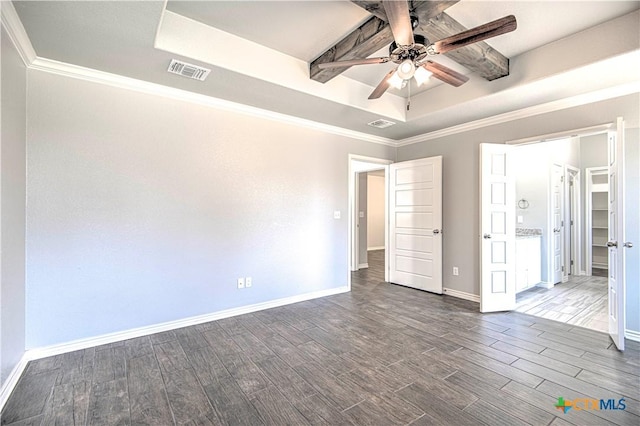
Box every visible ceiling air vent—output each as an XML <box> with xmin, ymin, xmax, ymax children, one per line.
<box><xmin>167</xmin><ymin>59</ymin><xmax>211</xmax><ymax>81</ymax></box>
<box><xmin>368</xmin><ymin>119</ymin><xmax>396</xmax><ymax>129</ymax></box>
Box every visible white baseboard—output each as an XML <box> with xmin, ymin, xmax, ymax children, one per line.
<box><xmin>443</xmin><ymin>288</ymin><xmax>480</xmax><ymax>303</ymax></box>
<box><xmin>358</xmin><ymin>263</ymin><xmax>369</xmax><ymax>269</ymax></box>
<box><xmin>536</xmin><ymin>281</ymin><xmax>554</xmax><ymax>290</ymax></box>
<box><xmin>367</xmin><ymin>246</ymin><xmax>384</xmax><ymax>251</ymax></box>
<box><xmin>0</xmin><ymin>354</ymin><xmax>30</xmax><ymax>413</ymax></box>
<box><xmin>26</xmin><ymin>286</ymin><xmax>349</xmax><ymax>361</ymax></box>
<box><xmin>2</xmin><ymin>286</ymin><xmax>349</xmax><ymax>412</ymax></box>
<box><xmin>625</xmin><ymin>329</ymin><xmax>640</xmax><ymax>343</ymax></box>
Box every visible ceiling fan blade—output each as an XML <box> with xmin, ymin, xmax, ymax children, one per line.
<box><xmin>368</xmin><ymin>68</ymin><xmax>397</xmax><ymax>100</ymax></box>
<box><xmin>382</xmin><ymin>0</ymin><xmax>414</xmax><ymax>46</ymax></box>
<box><xmin>317</xmin><ymin>57</ymin><xmax>390</xmax><ymax>69</ymax></box>
<box><xmin>431</xmin><ymin>15</ymin><xmax>517</xmax><ymax>54</ymax></box>
<box><xmin>420</xmin><ymin>61</ymin><xmax>469</xmax><ymax>87</ymax></box>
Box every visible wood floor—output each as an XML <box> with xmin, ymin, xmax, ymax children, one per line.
<box><xmin>3</xmin><ymin>251</ymin><xmax>639</xmax><ymax>425</ymax></box>
<box><xmin>515</xmin><ymin>275</ymin><xmax>608</xmax><ymax>333</ymax></box>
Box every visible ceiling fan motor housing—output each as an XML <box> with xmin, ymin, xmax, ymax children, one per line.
<box><xmin>389</xmin><ymin>34</ymin><xmax>429</xmax><ymax>64</ymax></box>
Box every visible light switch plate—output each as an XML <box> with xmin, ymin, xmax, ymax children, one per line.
<box><xmin>359</xmin><ymin>211</ymin><xmax>365</xmax><ymax>218</ymax></box>
<box><xmin>517</xmin><ymin>215</ymin><xmax>524</xmax><ymax>224</ymax></box>
<box><xmin>334</xmin><ymin>210</ymin><xmax>341</xmax><ymax>219</ymax></box>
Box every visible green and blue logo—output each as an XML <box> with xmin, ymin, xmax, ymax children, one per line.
<box><xmin>555</xmin><ymin>396</ymin><xmax>626</xmax><ymax>414</ymax></box>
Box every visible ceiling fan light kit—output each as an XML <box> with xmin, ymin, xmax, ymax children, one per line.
<box><xmin>414</xmin><ymin>67</ymin><xmax>433</xmax><ymax>86</ymax></box>
<box><xmin>396</xmin><ymin>59</ymin><xmax>416</xmax><ymax>80</ymax></box>
<box><xmin>314</xmin><ymin>1</ymin><xmax>517</xmax><ymax>101</ymax></box>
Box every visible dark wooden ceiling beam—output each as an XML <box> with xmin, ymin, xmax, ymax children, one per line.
<box><xmin>309</xmin><ymin>16</ymin><xmax>393</xmax><ymax>84</ymax></box>
<box><xmin>310</xmin><ymin>0</ymin><xmax>511</xmax><ymax>83</ymax></box>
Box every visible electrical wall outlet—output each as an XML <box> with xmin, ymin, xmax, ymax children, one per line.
<box><xmin>237</xmin><ymin>278</ymin><xmax>245</xmax><ymax>289</ymax></box>
<box><xmin>246</xmin><ymin>277</ymin><xmax>252</xmax><ymax>288</ymax></box>
<box><xmin>453</xmin><ymin>267</ymin><xmax>459</xmax><ymax>276</ymax></box>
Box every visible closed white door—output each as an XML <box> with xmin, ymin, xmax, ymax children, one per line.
<box><xmin>608</xmin><ymin>117</ymin><xmax>625</xmax><ymax>351</ymax></box>
<box><xmin>389</xmin><ymin>156</ymin><xmax>442</xmax><ymax>293</ymax></box>
<box><xmin>551</xmin><ymin>164</ymin><xmax>564</xmax><ymax>284</ymax></box>
<box><xmin>480</xmin><ymin>144</ymin><xmax>516</xmax><ymax>312</ymax></box>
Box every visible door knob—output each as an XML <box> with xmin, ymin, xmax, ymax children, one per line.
<box><xmin>606</xmin><ymin>241</ymin><xmax>618</xmax><ymax>248</ymax></box>
<box><xmin>624</xmin><ymin>242</ymin><xmax>633</xmax><ymax>248</ymax></box>
<box><xmin>433</xmin><ymin>229</ymin><xmax>441</xmax><ymax>235</ymax></box>
<box><xmin>553</xmin><ymin>228</ymin><xmax>561</xmax><ymax>233</ymax></box>
<box><xmin>483</xmin><ymin>234</ymin><xmax>491</xmax><ymax>239</ymax></box>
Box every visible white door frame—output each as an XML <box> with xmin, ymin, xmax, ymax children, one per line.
<box><xmin>348</xmin><ymin>155</ymin><xmax>392</xmax><ymax>288</ymax></box>
<box><xmin>565</xmin><ymin>165</ymin><xmax>582</xmax><ymax>276</ymax></box>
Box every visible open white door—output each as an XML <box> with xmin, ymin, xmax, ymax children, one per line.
<box><xmin>608</xmin><ymin>117</ymin><xmax>625</xmax><ymax>351</ymax></box>
<box><xmin>480</xmin><ymin>144</ymin><xmax>516</xmax><ymax>312</ymax></box>
<box><xmin>389</xmin><ymin>156</ymin><xmax>442</xmax><ymax>293</ymax></box>
<box><xmin>551</xmin><ymin>163</ymin><xmax>564</xmax><ymax>284</ymax></box>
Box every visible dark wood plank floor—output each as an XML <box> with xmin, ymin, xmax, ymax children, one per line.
<box><xmin>3</xmin><ymin>250</ymin><xmax>639</xmax><ymax>425</ymax></box>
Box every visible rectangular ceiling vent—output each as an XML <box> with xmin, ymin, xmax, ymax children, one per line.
<box><xmin>367</xmin><ymin>119</ymin><xmax>396</xmax><ymax>129</ymax></box>
<box><xmin>167</xmin><ymin>59</ymin><xmax>211</xmax><ymax>81</ymax></box>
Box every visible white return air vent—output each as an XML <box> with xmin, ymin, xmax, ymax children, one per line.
<box><xmin>367</xmin><ymin>119</ymin><xmax>396</xmax><ymax>129</ymax></box>
<box><xmin>167</xmin><ymin>59</ymin><xmax>211</xmax><ymax>81</ymax></box>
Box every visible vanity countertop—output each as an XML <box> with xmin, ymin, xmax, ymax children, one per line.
<box><xmin>516</xmin><ymin>228</ymin><xmax>542</xmax><ymax>239</ymax></box>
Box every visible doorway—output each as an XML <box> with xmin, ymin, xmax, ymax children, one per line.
<box><xmin>348</xmin><ymin>154</ymin><xmax>444</xmax><ymax>294</ymax></box>
<box><xmin>348</xmin><ymin>155</ymin><xmax>392</xmax><ymax>289</ymax></box>
<box><xmin>509</xmin><ymin>136</ymin><xmax>610</xmax><ymax>331</ymax></box>
<box><xmin>356</xmin><ymin>169</ymin><xmax>386</xmax><ymax>274</ymax></box>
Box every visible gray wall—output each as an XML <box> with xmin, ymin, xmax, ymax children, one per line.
<box><xmin>366</xmin><ymin>173</ymin><xmax>385</xmax><ymax>249</ymax></box>
<box><xmin>1</xmin><ymin>26</ymin><xmax>27</xmax><ymax>384</ymax></box>
<box><xmin>358</xmin><ymin>172</ymin><xmax>368</xmax><ymax>266</ymax></box>
<box><xmin>396</xmin><ymin>92</ymin><xmax>640</xmax><ymax>325</ymax></box>
<box><xmin>513</xmin><ymin>143</ymin><xmax>550</xmax><ymax>281</ymax></box>
<box><xmin>25</xmin><ymin>70</ymin><xmax>395</xmax><ymax>348</ymax></box>
<box><xmin>581</xmin><ymin>133</ymin><xmax>607</xmax><ymax>170</ymax></box>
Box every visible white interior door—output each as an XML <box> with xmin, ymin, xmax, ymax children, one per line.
<box><xmin>608</xmin><ymin>117</ymin><xmax>625</xmax><ymax>351</ymax></box>
<box><xmin>389</xmin><ymin>156</ymin><xmax>442</xmax><ymax>293</ymax></box>
<box><xmin>551</xmin><ymin>164</ymin><xmax>564</xmax><ymax>284</ymax></box>
<box><xmin>480</xmin><ymin>144</ymin><xmax>515</xmax><ymax>312</ymax></box>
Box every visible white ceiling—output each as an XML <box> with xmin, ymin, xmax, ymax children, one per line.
<box><xmin>12</xmin><ymin>1</ymin><xmax>640</xmax><ymax>141</ymax></box>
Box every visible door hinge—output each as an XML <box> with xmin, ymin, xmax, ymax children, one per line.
<box><xmin>562</xmin><ymin>266</ymin><xmax>565</xmax><ymax>272</ymax></box>
<box><xmin>561</xmin><ymin>220</ymin><xmax>564</xmax><ymax>227</ymax></box>
<box><xmin>571</xmin><ymin>260</ymin><xmax>574</xmax><ymax>266</ymax></box>
<box><xmin>571</xmin><ymin>220</ymin><xmax>574</xmax><ymax>225</ymax></box>
<box><xmin>561</xmin><ymin>176</ymin><xmax>564</xmax><ymax>182</ymax></box>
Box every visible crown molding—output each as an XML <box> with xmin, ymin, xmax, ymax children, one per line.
<box><xmin>27</xmin><ymin>55</ymin><xmax>640</xmax><ymax>149</ymax></box>
<box><xmin>29</xmin><ymin>57</ymin><xmax>397</xmax><ymax>147</ymax></box>
<box><xmin>8</xmin><ymin>0</ymin><xmax>637</xmax><ymax>150</ymax></box>
<box><xmin>1</xmin><ymin>1</ymin><xmax>36</xmax><ymax>66</ymax></box>
<box><xmin>396</xmin><ymin>81</ymin><xmax>640</xmax><ymax>147</ymax></box>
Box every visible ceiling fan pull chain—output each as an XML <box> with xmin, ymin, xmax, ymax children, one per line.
<box><xmin>407</xmin><ymin>81</ymin><xmax>411</xmax><ymax>111</ymax></box>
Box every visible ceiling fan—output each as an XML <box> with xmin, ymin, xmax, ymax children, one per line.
<box><xmin>318</xmin><ymin>1</ymin><xmax>517</xmax><ymax>100</ymax></box>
